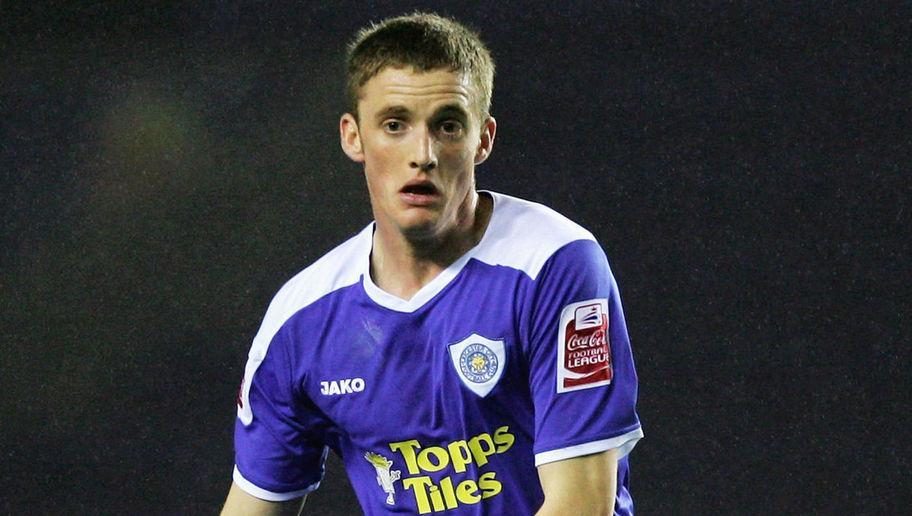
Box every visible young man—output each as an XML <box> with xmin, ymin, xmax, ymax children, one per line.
<box><xmin>222</xmin><ymin>12</ymin><xmax>642</xmax><ymax>515</ymax></box>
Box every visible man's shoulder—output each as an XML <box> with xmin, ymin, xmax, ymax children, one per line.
<box><xmin>263</xmin><ymin>224</ymin><xmax>372</xmax><ymax>324</ymax></box>
<box><xmin>477</xmin><ymin>192</ymin><xmax>598</xmax><ymax>280</ymax></box>
<box><xmin>487</xmin><ymin>192</ymin><xmax>594</xmax><ymax>235</ymax></box>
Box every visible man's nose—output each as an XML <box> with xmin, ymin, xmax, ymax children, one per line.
<box><xmin>409</xmin><ymin>127</ymin><xmax>437</xmax><ymax>171</ymax></box>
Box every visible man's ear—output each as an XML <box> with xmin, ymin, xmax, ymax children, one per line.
<box><xmin>474</xmin><ymin>116</ymin><xmax>497</xmax><ymax>165</ymax></box>
<box><xmin>340</xmin><ymin>113</ymin><xmax>364</xmax><ymax>163</ymax></box>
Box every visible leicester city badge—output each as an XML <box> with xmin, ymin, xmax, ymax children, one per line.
<box><xmin>448</xmin><ymin>334</ymin><xmax>506</xmax><ymax>397</ymax></box>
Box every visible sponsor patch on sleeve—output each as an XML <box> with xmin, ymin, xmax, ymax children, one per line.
<box><xmin>556</xmin><ymin>298</ymin><xmax>612</xmax><ymax>393</ymax></box>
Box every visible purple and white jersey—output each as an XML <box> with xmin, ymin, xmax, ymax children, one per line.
<box><xmin>233</xmin><ymin>192</ymin><xmax>643</xmax><ymax>515</ymax></box>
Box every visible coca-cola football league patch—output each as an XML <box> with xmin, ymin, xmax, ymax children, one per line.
<box><xmin>556</xmin><ymin>298</ymin><xmax>612</xmax><ymax>393</ymax></box>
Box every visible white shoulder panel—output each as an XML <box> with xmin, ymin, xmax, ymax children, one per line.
<box><xmin>475</xmin><ymin>192</ymin><xmax>596</xmax><ymax>280</ymax></box>
<box><xmin>238</xmin><ymin>223</ymin><xmax>372</xmax><ymax>424</ymax></box>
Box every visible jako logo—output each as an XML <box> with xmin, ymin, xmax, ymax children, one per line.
<box><xmin>320</xmin><ymin>378</ymin><xmax>365</xmax><ymax>395</ymax></box>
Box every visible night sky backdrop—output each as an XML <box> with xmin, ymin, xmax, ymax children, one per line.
<box><xmin>2</xmin><ymin>1</ymin><xmax>908</xmax><ymax>514</ymax></box>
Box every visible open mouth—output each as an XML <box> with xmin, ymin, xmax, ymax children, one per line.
<box><xmin>401</xmin><ymin>183</ymin><xmax>439</xmax><ymax>196</ymax></box>
<box><xmin>399</xmin><ymin>181</ymin><xmax>441</xmax><ymax>206</ymax></box>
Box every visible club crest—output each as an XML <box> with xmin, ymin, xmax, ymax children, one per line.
<box><xmin>448</xmin><ymin>334</ymin><xmax>505</xmax><ymax>397</ymax></box>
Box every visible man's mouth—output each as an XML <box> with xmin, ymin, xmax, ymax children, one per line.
<box><xmin>400</xmin><ymin>181</ymin><xmax>441</xmax><ymax>205</ymax></box>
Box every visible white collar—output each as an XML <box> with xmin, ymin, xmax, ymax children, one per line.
<box><xmin>360</xmin><ymin>191</ymin><xmax>500</xmax><ymax>313</ymax></box>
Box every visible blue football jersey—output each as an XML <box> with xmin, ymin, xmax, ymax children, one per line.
<box><xmin>233</xmin><ymin>192</ymin><xmax>643</xmax><ymax>515</ymax></box>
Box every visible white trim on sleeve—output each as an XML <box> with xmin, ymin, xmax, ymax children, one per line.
<box><xmin>534</xmin><ymin>427</ymin><xmax>644</xmax><ymax>467</ymax></box>
<box><xmin>233</xmin><ymin>465</ymin><xmax>321</xmax><ymax>502</ymax></box>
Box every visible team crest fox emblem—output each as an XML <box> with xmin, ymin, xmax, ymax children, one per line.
<box><xmin>448</xmin><ymin>334</ymin><xmax>506</xmax><ymax>397</ymax></box>
<box><xmin>364</xmin><ymin>452</ymin><xmax>401</xmax><ymax>505</ymax></box>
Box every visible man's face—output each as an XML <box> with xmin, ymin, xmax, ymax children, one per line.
<box><xmin>340</xmin><ymin>67</ymin><xmax>495</xmax><ymax>242</ymax></box>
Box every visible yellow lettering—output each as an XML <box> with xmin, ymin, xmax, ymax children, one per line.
<box><xmin>439</xmin><ymin>476</ymin><xmax>459</xmax><ymax>509</ymax></box>
<box><xmin>403</xmin><ymin>476</ymin><xmax>434</xmax><ymax>514</ymax></box>
<box><xmin>389</xmin><ymin>440</ymin><xmax>422</xmax><ymax>475</ymax></box>
<box><xmin>428</xmin><ymin>484</ymin><xmax>445</xmax><ymax>512</ymax></box>
<box><xmin>388</xmin><ymin>425</ymin><xmax>512</xmax><ymax>513</ymax></box>
<box><xmin>447</xmin><ymin>440</ymin><xmax>472</xmax><ymax>473</ymax></box>
<box><xmin>478</xmin><ymin>471</ymin><xmax>502</xmax><ymax>499</ymax></box>
<box><xmin>468</xmin><ymin>432</ymin><xmax>496</xmax><ymax>467</ymax></box>
<box><xmin>493</xmin><ymin>426</ymin><xmax>515</xmax><ymax>453</ymax></box>
<box><xmin>455</xmin><ymin>478</ymin><xmax>481</xmax><ymax>504</ymax></box>
<box><xmin>417</xmin><ymin>446</ymin><xmax>450</xmax><ymax>472</ymax></box>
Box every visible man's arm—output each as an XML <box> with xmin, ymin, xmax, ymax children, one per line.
<box><xmin>221</xmin><ymin>481</ymin><xmax>306</xmax><ymax>516</ymax></box>
<box><xmin>535</xmin><ymin>448</ymin><xmax>619</xmax><ymax>516</ymax></box>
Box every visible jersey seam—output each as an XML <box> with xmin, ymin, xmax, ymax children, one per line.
<box><xmin>233</xmin><ymin>464</ymin><xmax>321</xmax><ymax>500</ymax></box>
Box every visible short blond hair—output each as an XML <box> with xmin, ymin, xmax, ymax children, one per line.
<box><xmin>346</xmin><ymin>12</ymin><xmax>495</xmax><ymax>121</ymax></box>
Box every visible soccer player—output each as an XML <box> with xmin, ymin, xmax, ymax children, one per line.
<box><xmin>222</xmin><ymin>12</ymin><xmax>643</xmax><ymax>516</ymax></box>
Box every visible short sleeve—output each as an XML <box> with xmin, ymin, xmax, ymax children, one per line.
<box><xmin>233</xmin><ymin>324</ymin><xmax>329</xmax><ymax>501</ymax></box>
<box><xmin>527</xmin><ymin>239</ymin><xmax>643</xmax><ymax>466</ymax></box>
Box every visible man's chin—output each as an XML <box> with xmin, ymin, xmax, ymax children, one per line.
<box><xmin>391</xmin><ymin>211</ymin><xmax>450</xmax><ymax>241</ymax></box>
<box><xmin>399</xmin><ymin>220</ymin><xmax>441</xmax><ymax>242</ymax></box>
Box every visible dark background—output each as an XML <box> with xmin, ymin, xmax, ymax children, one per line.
<box><xmin>2</xmin><ymin>1</ymin><xmax>908</xmax><ymax>514</ymax></box>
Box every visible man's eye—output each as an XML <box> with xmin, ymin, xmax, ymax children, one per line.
<box><xmin>384</xmin><ymin>121</ymin><xmax>404</xmax><ymax>132</ymax></box>
<box><xmin>440</xmin><ymin>120</ymin><xmax>462</xmax><ymax>135</ymax></box>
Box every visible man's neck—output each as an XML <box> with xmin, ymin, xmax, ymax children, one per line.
<box><xmin>370</xmin><ymin>192</ymin><xmax>493</xmax><ymax>301</ymax></box>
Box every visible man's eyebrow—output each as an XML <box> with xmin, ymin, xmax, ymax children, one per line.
<box><xmin>374</xmin><ymin>105</ymin><xmax>411</xmax><ymax>120</ymax></box>
<box><xmin>372</xmin><ymin>103</ymin><xmax>471</xmax><ymax>122</ymax></box>
<box><xmin>434</xmin><ymin>104</ymin><xmax>470</xmax><ymax>119</ymax></box>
